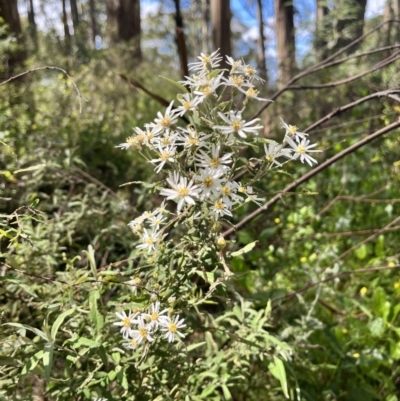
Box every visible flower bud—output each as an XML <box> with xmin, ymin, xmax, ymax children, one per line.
<box><xmin>152</xmin><ymin>272</ymin><xmax>158</xmax><ymax>280</ymax></box>
<box><xmin>217</xmin><ymin>236</ymin><xmax>226</xmax><ymax>249</ymax></box>
<box><xmin>168</xmin><ymin>296</ymin><xmax>176</xmax><ymax>304</ymax></box>
<box><xmin>150</xmin><ymin>293</ymin><xmax>158</xmax><ymax>302</ymax></box>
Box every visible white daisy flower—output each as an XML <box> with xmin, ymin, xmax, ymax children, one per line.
<box><xmin>152</xmin><ymin>131</ymin><xmax>179</xmax><ymax>148</ymax></box>
<box><xmin>244</xmin><ymin>186</ymin><xmax>265</xmax><ymax>207</ymax></box>
<box><xmin>142</xmin><ymin>301</ymin><xmax>169</xmax><ymax>330</ymax></box>
<box><xmin>215</xmin><ymin>111</ymin><xmax>263</xmax><ymax>139</ymax></box>
<box><xmin>122</xmin><ymin>337</ymin><xmax>139</xmax><ymax>350</ymax></box>
<box><xmin>264</xmin><ymin>141</ymin><xmax>293</xmax><ymax>166</ymax></box>
<box><xmin>210</xmin><ymin>198</ymin><xmax>233</xmax><ymax>218</ymax></box>
<box><xmin>113</xmin><ymin>310</ymin><xmax>138</xmax><ymax>338</ymax></box>
<box><xmin>188</xmin><ymin>49</ymin><xmax>222</xmax><ymax>72</ymax></box>
<box><xmin>237</xmin><ymin>86</ymin><xmax>272</xmax><ymax>102</ymax></box>
<box><xmin>174</xmin><ymin>93</ymin><xmax>203</xmax><ymax>116</ymax></box>
<box><xmin>148</xmin><ymin>213</ymin><xmax>166</xmax><ymax>229</ymax></box>
<box><xmin>148</xmin><ymin>101</ymin><xmax>178</xmax><ymax>134</ymax></box>
<box><xmin>150</xmin><ymin>144</ymin><xmax>177</xmax><ymax>173</ymax></box>
<box><xmin>195</xmin><ymin>143</ymin><xmax>233</xmax><ymax>173</ymax></box>
<box><xmin>194</xmin><ymin>168</ymin><xmax>223</xmax><ymax>199</ymax></box>
<box><xmin>130</xmin><ymin>316</ymin><xmax>154</xmax><ymax>344</ymax></box>
<box><xmin>243</xmin><ymin>63</ymin><xmax>265</xmax><ymax>82</ymax></box>
<box><xmin>160</xmin><ymin>315</ymin><xmax>186</xmax><ymax>343</ymax></box>
<box><xmin>219</xmin><ymin>181</ymin><xmax>242</xmax><ymax>205</ymax></box>
<box><xmin>160</xmin><ymin>172</ymin><xmax>200</xmax><ymax>213</ymax></box>
<box><xmin>280</xmin><ymin>118</ymin><xmax>309</xmax><ymax>142</ymax></box>
<box><xmin>176</xmin><ymin>127</ymin><xmax>212</xmax><ymax>149</ymax></box>
<box><xmin>136</xmin><ymin>228</ymin><xmax>165</xmax><ymax>253</ymax></box>
<box><xmin>222</xmin><ymin>74</ymin><xmax>252</xmax><ymax>89</ymax></box>
<box><xmin>226</xmin><ymin>56</ymin><xmax>246</xmax><ymax>74</ymax></box>
<box><xmin>193</xmin><ymin>73</ymin><xmax>224</xmax><ymax>100</ymax></box>
<box><xmin>286</xmin><ymin>136</ymin><xmax>322</xmax><ymax>166</ymax></box>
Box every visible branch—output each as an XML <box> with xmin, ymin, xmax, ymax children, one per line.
<box><xmin>254</xmin><ymin>19</ymin><xmax>400</xmax><ymax>118</ymax></box>
<box><xmin>0</xmin><ymin>66</ymin><xmax>84</xmax><ymax>113</ymax></box>
<box><xmin>223</xmin><ymin>120</ymin><xmax>400</xmax><ymax>237</ymax></box>
<box><xmin>303</xmin><ymin>89</ymin><xmax>400</xmax><ymax>133</ymax></box>
<box><xmin>272</xmin><ymin>264</ymin><xmax>400</xmax><ymax>305</ymax></box>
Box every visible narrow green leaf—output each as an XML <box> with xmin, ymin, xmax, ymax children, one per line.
<box><xmin>14</xmin><ymin>164</ymin><xmax>46</xmax><ymax>174</ymax></box>
<box><xmin>51</xmin><ymin>307</ymin><xmax>75</xmax><ymax>341</ymax></box>
<box><xmin>186</xmin><ymin>341</ymin><xmax>206</xmax><ymax>352</ymax></box>
<box><xmin>89</xmin><ymin>290</ymin><xmax>104</xmax><ymax>333</ymax></box>
<box><xmin>269</xmin><ymin>356</ymin><xmax>289</xmax><ymax>398</ymax></box>
<box><xmin>159</xmin><ymin>75</ymin><xmax>188</xmax><ymax>92</ymax></box>
<box><xmin>4</xmin><ymin>323</ymin><xmax>49</xmax><ymax>341</ymax></box>
<box><xmin>83</xmin><ymin>245</ymin><xmax>97</xmax><ymax>279</ymax></box>
<box><xmin>231</xmin><ymin>241</ymin><xmax>258</xmax><ymax>257</ymax></box>
<box><xmin>221</xmin><ymin>384</ymin><xmax>233</xmax><ymax>401</ymax></box>
<box><xmin>43</xmin><ymin>343</ymin><xmax>54</xmax><ymax>382</ymax></box>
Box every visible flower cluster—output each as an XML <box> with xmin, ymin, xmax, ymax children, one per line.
<box><xmin>115</xmin><ymin>51</ymin><xmax>321</xmax><ymax>351</ymax></box>
<box><xmin>113</xmin><ymin>302</ymin><xmax>186</xmax><ymax>349</ymax></box>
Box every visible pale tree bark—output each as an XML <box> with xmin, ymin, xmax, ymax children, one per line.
<box><xmin>383</xmin><ymin>0</ymin><xmax>393</xmax><ymax>47</ymax></box>
<box><xmin>274</xmin><ymin>0</ymin><xmax>296</xmax><ymax>88</ymax></box>
<box><xmin>173</xmin><ymin>0</ymin><xmax>189</xmax><ymax>78</ymax></box>
<box><xmin>0</xmin><ymin>0</ymin><xmax>26</xmax><ymax>71</ymax></box>
<box><xmin>333</xmin><ymin>0</ymin><xmax>367</xmax><ymax>52</ymax></box>
<box><xmin>315</xmin><ymin>0</ymin><xmax>329</xmax><ymax>60</ymax></box>
<box><xmin>105</xmin><ymin>0</ymin><xmax>141</xmax><ymax>59</ymax></box>
<box><xmin>201</xmin><ymin>0</ymin><xmax>210</xmax><ymax>54</ymax></box>
<box><xmin>210</xmin><ymin>0</ymin><xmax>231</xmax><ymax>67</ymax></box>
<box><xmin>256</xmin><ymin>0</ymin><xmax>268</xmax><ymax>83</ymax></box>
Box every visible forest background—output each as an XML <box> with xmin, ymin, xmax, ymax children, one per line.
<box><xmin>1</xmin><ymin>0</ymin><xmax>400</xmax><ymax>400</ymax></box>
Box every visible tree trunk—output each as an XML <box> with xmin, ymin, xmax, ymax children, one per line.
<box><xmin>315</xmin><ymin>0</ymin><xmax>329</xmax><ymax>60</ymax></box>
<box><xmin>69</xmin><ymin>0</ymin><xmax>80</xmax><ymax>31</ymax></box>
<box><xmin>201</xmin><ymin>0</ymin><xmax>210</xmax><ymax>54</ymax></box>
<box><xmin>0</xmin><ymin>0</ymin><xmax>26</xmax><ymax>72</ymax></box>
<box><xmin>274</xmin><ymin>0</ymin><xmax>296</xmax><ymax>88</ymax></box>
<box><xmin>332</xmin><ymin>0</ymin><xmax>367</xmax><ymax>52</ymax></box>
<box><xmin>173</xmin><ymin>0</ymin><xmax>189</xmax><ymax>78</ymax></box>
<box><xmin>256</xmin><ymin>0</ymin><xmax>268</xmax><ymax>83</ymax></box>
<box><xmin>27</xmin><ymin>0</ymin><xmax>38</xmax><ymax>50</ymax></box>
<box><xmin>393</xmin><ymin>0</ymin><xmax>400</xmax><ymax>43</ymax></box>
<box><xmin>105</xmin><ymin>0</ymin><xmax>141</xmax><ymax>59</ymax></box>
<box><xmin>61</xmin><ymin>0</ymin><xmax>72</xmax><ymax>55</ymax></box>
<box><xmin>88</xmin><ymin>0</ymin><xmax>97</xmax><ymax>47</ymax></box>
<box><xmin>210</xmin><ymin>0</ymin><xmax>231</xmax><ymax>67</ymax></box>
<box><xmin>383</xmin><ymin>0</ymin><xmax>393</xmax><ymax>48</ymax></box>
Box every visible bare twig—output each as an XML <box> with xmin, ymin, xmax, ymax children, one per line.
<box><xmin>0</xmin><ymin>66</ymin><xmax>84</xmax><ymax>113</ymax></box>
<box><xmin>223</xmin><ymin>120</ymin><xmax>400</xmax><ymax>237</ymax></box>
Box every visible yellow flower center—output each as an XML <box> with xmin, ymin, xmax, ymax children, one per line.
<box><xmin>238</xmin><ymin>186</ymin><xmax>246</xmax><ymax>193</ymax></box>
<box><xmin>178</xmin><ymin>188</ymin><xmax>189</xmax><ymax>197</ymax></box>
<box><xmin>210</xmin><ymin>158</ymin><xmax>220</xmax><ymax>167</ymax></box>
<box><xmin>151</xmin><ymin>312</ymin><xmax>159</xmax><ymax>321</ymax></box>
<box><xmin>134</xmin><ymin>278</ymin><xmax>142</xmax><ymax>285</ymax></box>
<box><xmin>160</xmin><ymin>117</ymin><xmax>172</xmax><ymax>128</ymax></box>
<box><xmin>231</xmin><ymin>120</ymin><xmax>242</xmax><ymax>131</ymax></box>
<box><xmin>162</xmin><ymin>137</ymin><xmax>171</xmax><ymax>145</ymax></box>
<box><xmin>169</xmin><ymin>322</ymin><xmax>177</xmax><ymax>333</ymax></box>
<box><xmin>130</xmin><ymin>339</ymin><xmax>137</xmax><ymax>347</ymax></box>
<box><xmin>123</xmin><ymin>317</ymin><xmax>131</xmax><ymax>327</ymax></box>
<box><xmin>222</xmin><ymin>186</ymin><xmax>231</xmax><ymax>195</ymax></box>
<box><xmin>202</xmin><ymin>86</ymin><xmax>211</xmax><ymax>96</ymax></box>
<box><xmin>188</xmin><ymin>137</ymin><xmax>198</xmax><ymax>145</ymax></box>
<box><xmin>204</xmin><ymin>177</ymin><xmax>213</xmax><ymax>188</ymax></box>
<box><xmin>183</xmin><ymin>101</ymin><xmax>192</xmax><ymax>109</ymax></box>
<box><xmin>136</xmin><ymin>134</ymin><xmax>146</xmax><ymax>143</ymax></box>
<box><xmin>126</xmin><ymin>136</ymin><xmax>136</xmax><ymax>145</ymax></box>
<box><xmin>215</xmin><ymin>201</ymin><xmax>224</xmax><ymax>210</ymax></box>
<box><xmin>232</xmin><ymin>75</ymin><xmax>244</xmax><ymax>86</ymax></box>
<box><xmin>245</xmin><ymin>65</ymin><xmax>256</xmax><ymax>76</ymax></box>
<box><xmin>139</xmin><ymin>327</ymin><xmax>147</xmax><ymax>339</ymax></box>
<box><xmin>297</xmin><ymin>145</ymin><xmax>306</xmax><ymax>154</ymax></box>
<box><xmin>246</xmin><ymin>88</ymin><xmax>258</xmax><ymax>98</ymax></box>
<box><xmin>266</xmin><ymin>155</ymin><xmax>275</xmax><ymax>162</ymax></box>
<box><xmin>288</xmin><ymin>125</ymin><xmax>298</xmax><ymax>134</ymax></box>
<box><xmin>160</xmin><ymin>151</ymin><xmax>170</xmax><ymax>161</ymax></box>
<box><xmin>146</xmin><ymin>237</ymin><xmax>155</xmax><ymax>245</ymax></box>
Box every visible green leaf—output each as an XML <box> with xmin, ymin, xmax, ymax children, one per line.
<box><xmin>221</xmin><ymin>384</ymin><xmax>233</xmax><ymax>401</ymax></box>
<box><xmin>43</xmin><ymin>342</ymin><xmax>54</xmax><ymax>382</ymax></box>
<box><xmin>51</xmin><ymin>307</ymin><xmax>75</xmax><ymax>341</ymax></box>
<box><xmin>89</xmin><ymin>290</ymin><xmax>104</xmax><ymax>333</ymax></box>
<box><xmin>355</xmin><ymin>244</ymin><xmax>368</xmax><ymax>260</ymax></box>
<box><xmin>83</xmin><ymin>245</ymin><xmax>97</xmax><ymax>279</ymax></box>
<box><xmin>4</xmin><ymin>323</ymin><xmax>49</xmax><ymax>342</ymax></box>
<box><xmin>186</xmin><ymin>341</ymin><xmax>206</xmax><ymax>352</ymax></box>
<box><xmin>268</xmin><ymin>356</ymin><xmax>289</xmax><ymax>398</ymax></box>
<box><xmin>159</xmin><ymin>75</ymin><xmax>188</xmax><ymax>92</ymax></box>
<box><xmin>231</xmin><ymin>241</ymin><xmax>258</xmax><ymax>257</ymax></box>
<box><xmin>14</xmin><ymin>164</ymin><xmax>46</xmax><ymax>174</ymax></box>
<box><xmin>368</xmin><ymin>317</ymin><xmax>385</xmax><ymax>337</ymax></box>
<box><xmin>21</xmin><ymin>350</ymin><xmax>43</xmax><ymax>376</ymax></box>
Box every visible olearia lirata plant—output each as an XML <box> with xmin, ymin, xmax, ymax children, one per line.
<box><xmin>113</xmin><ymin>50</ymin><xmax>322</xmax><ymax>353</ymax></box>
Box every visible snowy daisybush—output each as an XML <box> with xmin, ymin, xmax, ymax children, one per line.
<box><xmin>113</xmin><ymin>50</ymin><xmax>322</xmax><ymax>353</ymax></box>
